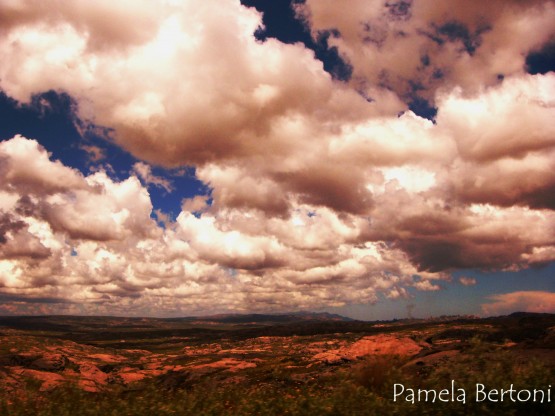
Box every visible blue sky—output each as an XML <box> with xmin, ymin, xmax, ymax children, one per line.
<box><xmin>331</xmin><ymin>264</ymin><xmax>555</xmax><ymax>320</ymax></box>
<box><xmin>0</xmin><ymin>0</ymin><xmax>553</xmax><ymax>319</ymax></box>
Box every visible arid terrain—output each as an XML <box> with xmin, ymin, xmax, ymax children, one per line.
<box><xmin>0</xmin><ymin>312</ymin><xmax>554</xmax><ymax>415</ymax></box>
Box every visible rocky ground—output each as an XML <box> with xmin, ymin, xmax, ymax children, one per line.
<box><xmin>1</xmin><ymin>313</ymin><xmax>553</xmax><ymax>400</ymax></box>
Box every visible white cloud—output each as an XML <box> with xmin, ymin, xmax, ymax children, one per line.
<box><xmin>296</xmin><ymin>0</ymin><xmax>555</xmax><ymax>104</ymax></box>
<box><xmin>0</xmin><ymin>136</ymin><xmax>448</xmax><ymax>315</ymax></box>
<box><xmin>482</xmin><ymin>291</ymin><xmax>555</xmax><ymax>315</ymax></box>
<box><xmin>0</xmin><ymin>1</ymin><xmax>554</xmax><ymax>315</ymax></box>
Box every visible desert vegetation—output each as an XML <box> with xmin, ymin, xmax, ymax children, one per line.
<box><xmin>1</xmin><ymin>313</ymin><xmax>554</xmax><ymax>415</ymax></box>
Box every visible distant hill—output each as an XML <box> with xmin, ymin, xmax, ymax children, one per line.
<box><xmin>1</xmin><ymin>312</ymin><xmax>553</xmax><ymax>347</ymax></box>
<box><xmin>0</xmin><ymin>312</ymin><xmax>361</xmax><ymax>347</ymax></box>
<box><xmin>174</xmin><ymin>311</ymin><xmax>355</xmax><ymax>324</ymax></box>
<box><xmin>0</xmin><ymin>311</ymin><xmax>355</xmax><ymax>336</ymax></box>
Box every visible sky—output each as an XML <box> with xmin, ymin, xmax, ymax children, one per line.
<box><xmin>0</xmin><ymin>0</ymin><xmax>554</xmax><ymax>319</ymax></box>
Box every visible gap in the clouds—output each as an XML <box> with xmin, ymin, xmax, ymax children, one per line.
<box><xmin>526</xmin><ymin>40</ymin><xmax>555</xmax><ymax>74</ymax></box>
<box><xmin>239</xmin><ymin>1</ymin><xmax>446</xmax><ymax>121</ymax></box>
<box><xmin>327</xmin><ymin>263</ymin><xmax>555</xmax><ymax>321</ymax></box>
<box><xmin>452</xmin><ymin>262</ymin><xmax>555</xmax><ymax>298</ymax></box>
<box><xmin>429</xmin><ymin>21</ymin><xmax>491</xmax><ymax>57</ymax></box>
<box><xmin>407</xmin><ymin>96</ymin><xmax>438</xmax><ymax>121</ymax></box>
<box><xmin>0</xmin><ymin>91</ymin><xmax>85</xmax><ymax>167</ymax></box>
<box><xmin>240</xmin><ymin>0</ymin><xmax>353</xmax><ymax>81</ymax></box>
<box><xmin>148</xmin><ymin>167</ymin><xmax>209</xmax><ymax>223</ymax></box>
<box><xmin>0</xmin><ymin>90</ymin><xmax>207</xmax><ymax>223</ymax></box>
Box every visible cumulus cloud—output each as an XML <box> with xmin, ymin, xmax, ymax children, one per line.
<box><xmin>0</xmin><ymin>1</ymin><xmax>554</xmax><ymax>315</ymax></box>
<box><xmin>0</xmin><ymin>136</ymin><xmax>443</xmax><ymax>314</ymax></box>
<box><xmin>0</xmin><ymin>135</ymin><xmax>87</xmax><ymax>195</ymax></box>
<box><xmin>296</xmin><ymin>0</ymin><xmax>555</xmax><ymax>105</ymax></box>
<box><xmin>181</xmin><ymin>195</ymin><xmax>210</xmax><ymax>214</ymax></box>
<box><xmin>482</xmin><ymin>291</ymin><xmax>555</xmax><ymax>315</ymax></box>
<box><xmin>0</xmin><ymin>0</ymin><xmax>374</xmax><ymax>167</ymax></box>
<box><xmin>0</xmin><ymin>212</ymin><xmax>51</xmax><ymax>260</ymax></box>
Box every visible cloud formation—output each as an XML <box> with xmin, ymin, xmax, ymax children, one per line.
<box><xmin>0</xmin><ymin>136</ymin><xmax>436</xmax><ymax>314</ymax></box>
<box><xmin>482</xmin><ymin>291</ymin><xmax>555</xmax><ymax>315</ymax></box>
<box><xmin>0</xmin><ymin>0</ymin><xmax>374</xmax><ymax>166</ymax></box>
<box><xmin>132</xmin><ymin>162</ymin><xmax>173</xmax><ymax>193</ymax></box>
<box><xmin>296</xmin><ymin>0</ymin><xmax>555</xmax><ymax>105</ymax></box>
<box><xmin>459</xmin><ymin>276</ymin><xmax>477</xmax><ymax>286</ymax></box>
<box><xmin>0</xmin><ymin>0</ymin><xmax>554</xmax><ymax>315</ymax></box>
